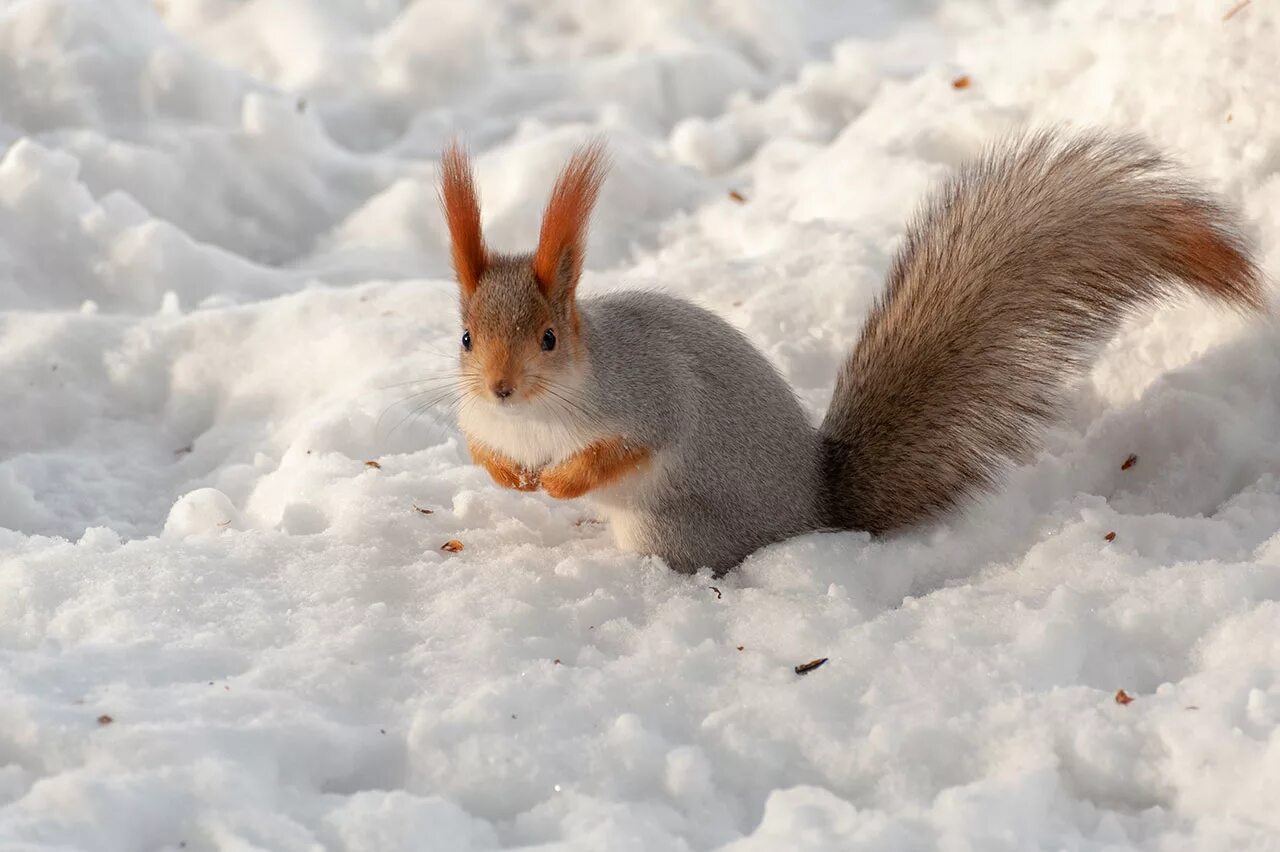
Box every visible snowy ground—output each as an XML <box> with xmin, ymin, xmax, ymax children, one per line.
<box><xmin>2</xmin><ymin>0</ymin><xmax>1279</xmax><ymax>849</ymax></box>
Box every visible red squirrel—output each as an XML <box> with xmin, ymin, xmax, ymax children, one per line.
<box><xmin>439</xmin><ymin>131</ymin><xmax>1263</xmax><ymax>573</ymax></box>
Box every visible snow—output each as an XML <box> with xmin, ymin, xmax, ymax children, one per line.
<box><xmin>1</xmin><ymin>0</ymin><xmax>1278</xmax><ymax>848</ymax></box>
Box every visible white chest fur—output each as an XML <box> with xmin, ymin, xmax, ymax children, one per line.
<box><xmin>456</xmin><ymin>375</ymin><xmax>670</xmax><ymax>560</ymax></box>
<box><xmin>457</xmin><ymin>395</ymin><xmax>599</xmax><ymax>468</ymax></box>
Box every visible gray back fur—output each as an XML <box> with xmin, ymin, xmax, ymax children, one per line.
<box><xmin>576</xmin><ymin>291</ymin><xmax>823</xmax><ymax>573</ymax></box>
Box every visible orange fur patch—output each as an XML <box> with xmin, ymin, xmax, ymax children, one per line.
<box><xmin>540</xmin><ymin>436</ymin><xmax>650</xmax><ymax>500</ymax></box>
<box><xmin>474</xmin><ymin>338</ymin><xmax>552</xmax><ymax>401</ymax></box>
<box><xmin>1172</xmin><ymin>216</ymin><xmax>1262</xmax><ymax>310</ymax></box>
<box><xmin>439</xmin><ymin>142</ymin><xmax>488</xmax><ymax>296</ymax></box>
<box><xmin>476</xmin><ymin>337</ymin><xmax>515</xmax><ymax>393</ymax></box>
<box><xmin>533</xmin><ymin>142</ymin><xmax>609</xmax><ymax>298</ymax></box>
<box><xmin>469</xmin><ymin>437</ymin><xmax>540</xmax><ymax>491</ymax></box>
<box><xmin>1159</xmin><ymin>199</ymin><xmax>1262</xmax><ymax>311</ymax></box>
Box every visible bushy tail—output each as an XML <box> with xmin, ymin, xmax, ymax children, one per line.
<box><xmin>820</xmin><ymin>130</ymin><xmax>1265</xmax><ymax>534</ymax></box>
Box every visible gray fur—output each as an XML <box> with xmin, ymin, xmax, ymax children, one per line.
<box><xmin>576</xmin><ymin>291</ymin><xmax>823</xmax><ymax>573</ymax></box>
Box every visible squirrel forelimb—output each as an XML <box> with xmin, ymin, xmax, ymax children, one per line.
<box><xmin>468</xmin><ymin>433</ymin><xmax>651</xmax><ymax>499</ymax></box>
<box><xmin>468</xmin><ymin>438</ymin><xmax>541</xmax><ymax>492</ymax></box>
<box><xmin>540</xmin><ymin>436</ymin><xmax>651</xmax><ymax>500</ymax></box>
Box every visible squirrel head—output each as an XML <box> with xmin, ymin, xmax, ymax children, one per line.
<box><xmin>439</xmin><ymin>141</ymin><xmax>607</xmax><ymax>406</ymax></box>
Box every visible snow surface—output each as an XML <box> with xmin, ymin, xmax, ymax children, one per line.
<box><xmin>2</xmin><ymin>0</ymin><xmax>1280</xmax><ymax>849</ymax></box>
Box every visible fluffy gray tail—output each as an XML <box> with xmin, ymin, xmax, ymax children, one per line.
<box><xmin>820</xmin><ymin>130</ymin><xmax>1265</xmax><ymax>535</ymax></box>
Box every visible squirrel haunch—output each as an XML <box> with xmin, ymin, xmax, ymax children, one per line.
<box><xmin>439</xmin><ymin>131</ymin><xmax>1265</xmax><ymax>573</ymax></box>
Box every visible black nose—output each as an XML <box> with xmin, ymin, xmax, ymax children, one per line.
<box><xmin>492</xmin><ymin>381</ymin><xmax>514</xmax><ymax>399</ymax></box>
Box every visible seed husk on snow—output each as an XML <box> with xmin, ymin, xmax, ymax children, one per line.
<box><xmin>795</xmin><ymin>658</ymin><xmax>828</xmax><ymax>676</ymax></box>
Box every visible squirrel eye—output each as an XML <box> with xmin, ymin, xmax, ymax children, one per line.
<box><xmin>541</xmin><ymin>328</ymin><xmax>557</xmax><ymax>352</ymax></box>
<box><xmin>461</xmin><ymin>330</ymin><xmax>472</xmax><ymax>352</ymax></box>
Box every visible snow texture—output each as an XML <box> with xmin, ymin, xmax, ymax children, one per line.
<box><xmin>2</xmin><ymin>0</ymin><xmax>1280</xmax><ymax>849</ymax></box>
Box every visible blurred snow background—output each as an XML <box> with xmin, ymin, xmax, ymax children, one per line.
<box><xmin>1</xmin><ymin>0</ymin><xmax>1279</xmax><ymax>849</ymax></box>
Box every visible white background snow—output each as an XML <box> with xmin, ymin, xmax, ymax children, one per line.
<box><xmin>1</xmin><ymin>0</ymin><xmax>1279</xmax><ymax>849</ymax></box>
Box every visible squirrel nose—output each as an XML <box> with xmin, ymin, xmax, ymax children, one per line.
<box><xmin>491</xmin><ymin>380</ymin><xmax>515</xmax><ymax>400</ymax></box>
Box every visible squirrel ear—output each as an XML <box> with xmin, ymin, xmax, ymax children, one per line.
<box><xmin>533</xmin><ymin>141</ymin><xmax>609</xmax><ymax>300</ymax></box>
<box><xmin>439</xmin><ymin>141</ymin><xmax>488</xmax><ymax>297</ymax></box>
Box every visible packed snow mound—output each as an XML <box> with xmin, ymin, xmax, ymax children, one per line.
<box><xmin>2</xmin><ymin>0</ymin><xmax>1279</xmax><ymax>850</ymax></box>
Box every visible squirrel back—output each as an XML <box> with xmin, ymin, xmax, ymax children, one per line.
<box><xmin>819</xmin><ymin>130</ymin><xmax>1264</xmax><ymax>534</ymax></box>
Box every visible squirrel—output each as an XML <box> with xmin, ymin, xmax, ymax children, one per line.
<box><xmin>438</xmin><ymin>130</ymin><xmax>1263</xmax><ymax>574</ymax></box>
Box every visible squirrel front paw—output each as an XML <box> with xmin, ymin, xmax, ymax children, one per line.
<box><xmin>468</xmin><ymin>439</ymin><xmax>540</xmax><ymax>492</ymax></box>
<box><xmin>540</xmin><ymin>463</ymin><xmax>591</xmax><ymax>500</ymax></box>
<box><xmin>484</xmin><ymin>458</ymin><xmax>541</xmax><ymax>492</ymax></box>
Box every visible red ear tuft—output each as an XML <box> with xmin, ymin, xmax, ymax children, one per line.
<box><xmin>439</xmin><ymin>141</ymin><xmax>488</xmax><ymax>296</ymax></box>
<box><xmin>533</xmin><ymin>141</ymin><xmax>609</xmax><ymax>298</ymax></box>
